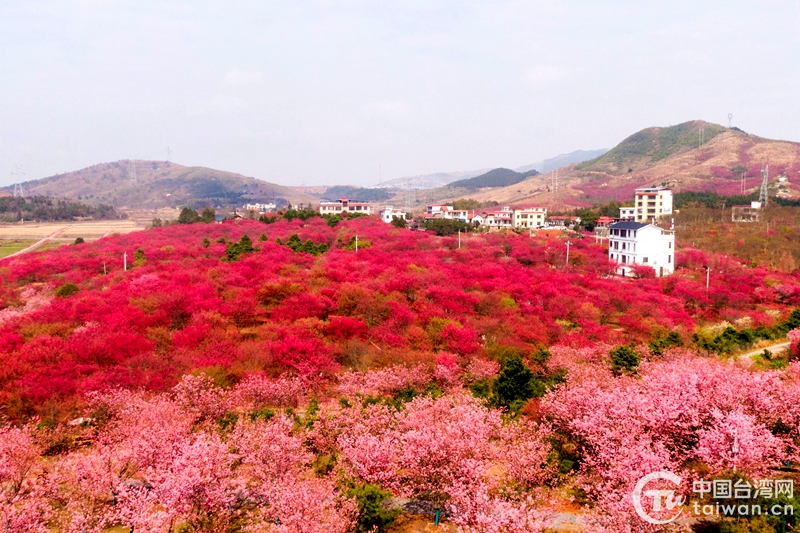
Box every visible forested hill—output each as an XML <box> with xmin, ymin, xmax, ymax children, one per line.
<box><xmin>449</xmin><ymin>168</ymin><xmax>540</xmax><ymax>190</ymax></box>
<box><xmin>0</xmin><ymin>195</ymin><xmax>121</xmax><ymax>223</ymax></box>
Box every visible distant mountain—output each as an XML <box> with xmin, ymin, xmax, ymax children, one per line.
<box><xmin>424</xmin><ymin>120</ymin><xmax>800</xmax><ymax>209</ymax></box>
<box><xmin>3</xmin><ymin>161</ymin><xmax>317</xmax><ymax>210</ymax></box>
<box><xmin>449</xmin><ymin>168</ymin><xmax>539</xmax><ymax>190</ymax></box>
<box><xmin>374</xmin><ymin>169</ymin><xmax>490</xmax><ymax>190</ymax></box>
<box><xmin>515</xmin><ymin>149</ymin><xmax>608</xmax><ymax>174</ymax></box>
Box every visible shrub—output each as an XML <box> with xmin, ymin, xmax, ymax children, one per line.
<box><xmin>223</xmin><ymin>234</ymin><xmax>255</xmax><ymax>261</ymax></box>
<box><xmin>610</xmin><ymin>344</ymin><xmax>640</xmax><ymax>374</ymax></box>
<box><xmin>347</xmin><ymin>483</ymin><xmax>400</xmax><ymax>532</ymax></box>
<box><xmin>55</xmin><ymin>284</ymin><xmax>79</xmax><ymax>298</ymax></box>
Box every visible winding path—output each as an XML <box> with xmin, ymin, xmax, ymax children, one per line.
<box><xmin>738</xmin><ymin>341</ymin><xmax>792</xmax><ymax>362</ymax></box>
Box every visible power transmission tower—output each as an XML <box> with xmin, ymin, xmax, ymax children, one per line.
<box><xmin>404</xmin><ymin>180</ymin><xmax>416</xmax><ymax>212</ymax></box>
<box><xmin>130</xmin><ymin>159</ymin><xmax>138</xmax><ymax>185</ymax></box>
<box><xmin>728</xmin><ymin>113</ymin><xmax>733</xmax><ymax>129</ymax></box>
<box><xmin>759</xmin><ymin>164</ymin><xmax>769</xmax><ymax>206</ymax></box>
<box><xmin>166</xmin><ymin>147</ymin><xmax>172</xmax><ymax>162</ymax></box>
<box><xmin>11</xmin><ymin>165</ymin><xmax>25</xmax><ymax>197</ymax></box>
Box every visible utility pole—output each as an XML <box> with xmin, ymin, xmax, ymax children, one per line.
<box><xmin>565</xmin><ymin>240</ymin><xmax>572</xmax><ymax>266</ymax></box>
<box><xmin>355</xmin><ymin>235</ymin><xmax>358</xmax><ymax>253</ymax></box>
<box><xmin>124</xmin><ymin>252</ymin><xmax>127</xmax><ymax>272</ymax></box>
<box><xmin>703</xmin><ymin>265</ymin><xmax>710</xmax><ymax>298</ymax></box>
<box><xmin>458</xmin><ymin>230</ymin><xmax>461</xmax><ymax>249</ymax></box>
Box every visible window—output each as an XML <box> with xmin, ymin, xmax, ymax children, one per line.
<box><xmin>622</xmin><ymin>242</ymin><xmax>626</xmax><ymax>250</ymax></box>
<box><xmin>668</xmin><ymin>255</ymin><xmax>672</xmax><ymax>263</ymax></box>
<box><xmin>621</xmin><ymin>255</ymin><xmax>627</xmax><ymax>263</ymax></box>
<box><xmin>643</xmin><ymin>257</ymin><xmax>648</xmax><ymax>263</ymax></box>
<box><xmin>668</xmin><ymin>242</ymin><xmax>672</xmax><ymax>249</ymax></box>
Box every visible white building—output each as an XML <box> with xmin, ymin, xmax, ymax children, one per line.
<box><xmin>619</xmin><ymin>207</ymin><xmax>636</xmax><ymax>221</ymax></box>
<box><xmin>245</xmin><ymin>202</ymin><xmax>277</xmax><ymax>212</ymax></box>
<box><xmin>608</xmin><ymin>221</ymin><xmax>675</xmax><ymax>277</ymax></box>
<box><xmin>512</xmin><ymin>207</ymin><xmax>547</xmax><ymax>228</ymax></box>
<box><xmin>319</xmin><ymin>197</ymin><xmax>374</xmax><ymax>215</ymax></box>
<box><xmin>634</xmin><ymin>187</ymin><xmax>673</xmax><ymax>222</ymax></box>
<box><xmin>483</xmin><ymin>206</ymin><xmax>514</xmax><ymax>229</ymax></box>
<box><xmin>380</xmin><ymin>206</ymin><xmax>407</xmax><ymax>223</ymax></box>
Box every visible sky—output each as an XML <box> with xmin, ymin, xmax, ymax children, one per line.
<box><xmin>1</xmin><ymin>0</ymin><xmax>799</xmax><ymax>187</ymax></box>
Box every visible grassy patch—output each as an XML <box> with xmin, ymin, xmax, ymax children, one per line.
<box><xmin>0</xmin><ymin>239</ymin><xmax>37</xmax><ymax>258</ymax></box>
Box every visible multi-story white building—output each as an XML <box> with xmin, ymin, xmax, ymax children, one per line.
<box><xmin>619</xmin><ymin>207</ymin><xmax>636</xmax><ymax>221</ymax></box>
<box><xmin>319</xmin><ymin>197</ymin><xmax>374</xmax><ymax>215</ymax></box>
<box><xmin>380</xmin><ymin>206</ymin><xmax>407</xmax><ymax>223</ymax></box>
<box><xmin>512</xmin><ymin>207</ymin><xmax>547</xmax><ymax>228</ymax></box>
<box><xmin>634</xmin><ymin>187</ymin><xmax>673</xmax><ymax>222</ymax></box>
<box><xmin>608</xmin><ymin>221</ymin><xmax>675</xmax><ymax>277</ymax></box>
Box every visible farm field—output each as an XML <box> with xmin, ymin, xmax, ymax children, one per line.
<box><xmin>0</xmin><ymin>219</ymin><xmax>142</xmax><ymax>241</ymax></box>
<box><xmin>1</xmin><ymin>214</ymin><xmax>800</xmax><ymax>532</ymax></box>
<box><xmin>0</xmin><ymin>239</ymin><xmax>37</xmax><ymax>258</ymax></box>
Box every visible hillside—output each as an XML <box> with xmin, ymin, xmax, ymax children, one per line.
<box><xmin>422</xmin><ymin>121</ymin><xmax>800</xmax><ymax>210</ymax></box>
<box><xmin>2</xmin><ymin>160</ymin><xmax>317</xmax><ymax>210</ymax></box>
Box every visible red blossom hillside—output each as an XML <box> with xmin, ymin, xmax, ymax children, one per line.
<box><xmin>0</xmin><ymin>216</ymin><xmax>799</xmax><ymax>418</ymax></box>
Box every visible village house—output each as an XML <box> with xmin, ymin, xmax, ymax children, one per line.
<box><xmin>380</xmin><ymin>206</ymin><xmax>407</xmax><ymax>223</ymax></box>
<box><xmin>482</xmin><ymin>206</ymin><xmax>514</xmax><ymax>229</ymax></box>
<box><xmin>319</xmin><ymin>197</ymin><xmax>374</xmax><ymax>216</ymax></box>
<box><xmin>512</xmin><ymin>206</ymin><xmax>547</xmax><ymax>229</ymax></box>
<box><xmin>546</xmin><ymin>215</ymin><xmax>581</xmax><ymax>228</ymax></box>
<box><xmin>731</xmin><ymin>201</ymin><xmax>762</xmax><ymax>223</ymax></box>
<box><xmin>619</xmin><ymin>207</ymin><xmax>636</xmax><ymax>221</ymax></box>
<box><xmin>608</xmin><ymin>221</ymin><xmax>675</xmax><ymax>277</ymax></box>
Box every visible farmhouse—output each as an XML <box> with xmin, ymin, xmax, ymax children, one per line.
<box><xmin>619</xmin><ymin>207</ymin><xmax>636</xmax><ymax>221</ymax></box>
<box><xmin>319</xmin><ymin>197</ymin><xmax>374</xmax><ymax>215</ymax></box>
<box><xmin>380</xmin><ymin>206</ymin><xmax>407</xmax><ymax>223</ymax></box>
<box><xmin>731</xmin><ymin>201</ymin><xmax>762</xmax><ymax>223</ymax></box>
<box><xmin>512</xmin><ymin>206</ymin><xmax>547</xmax><ymax>229</ymax></box>
<box><xmin>547</xmin><ymin>215</ymin><xmax>580</xmax><ymax>228</ymax></box>
<box><xmin>608</xmin><ymin>221</ymin><xmax>675</xmax><ymax>277</ymax></box>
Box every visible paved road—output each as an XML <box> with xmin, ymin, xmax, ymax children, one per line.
<box><xmin>739</xmin><ymin>341</ymin><xmax>791</xmax><ymax>361</ymax></box>
<box><xmin>0</xmin><ymin>225</ymin><xmax>70</xmax><ymax>260</ymax></box>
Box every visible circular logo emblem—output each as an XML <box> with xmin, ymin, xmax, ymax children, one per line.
<box><xmin>632</xmin><ymin>471</ymin><xmax>684</xmax><ymax>525</ymax></box>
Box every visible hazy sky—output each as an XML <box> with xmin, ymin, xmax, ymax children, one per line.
<box><xmin>2</xmin><ymin>1</ymin><xmax>799</xmax><ymax>187</ymax></box>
